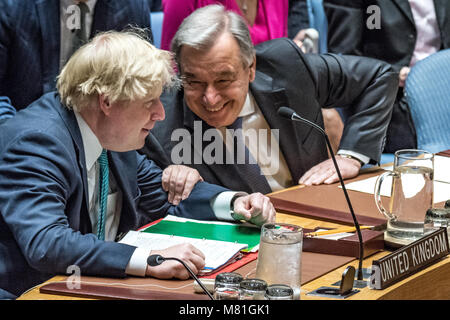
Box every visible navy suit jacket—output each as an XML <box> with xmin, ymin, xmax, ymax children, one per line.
<box><xmin>0</xmin><ymin>92</ymin><xmax>227</xmax><ymax>298</ymax></box>
<box><xmin>141</xmin><ymin>38</ymin><xmax>398</xmax><ymax>194</ymax></box>
<box><xmin>0</xmin><ymin>0</ymin><xmax>152</xmax><ymax>111</ymax></box>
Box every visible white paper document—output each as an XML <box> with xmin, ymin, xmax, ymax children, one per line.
<box><xmin>434</xmin><ymin>155</ymin><xmax>450</xmax><ymax>183</ymax></box>
<box><xmin>120</xmin><ymin>230</ymin><xmax>248</xmax><ymax>270</ymax></box>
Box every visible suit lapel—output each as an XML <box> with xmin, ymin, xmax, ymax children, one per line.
<box><xmin>35</xmin><ymin>0</ymin><xmax>60</xmax><ymax>93</ymax></box>
<box><xmin>250</xmin><ymin>71</ymin><xmax>306</xmax><ymax>183</ymax></box>
<box><xmin>392</xmin><ymin>0</ymin><xmax>415</xmax><ymax>25</ymax></box>
<box><xmin>54</xmin><ymin>98</ymin><xmax>91</xmax><ymax>233</ymax></box>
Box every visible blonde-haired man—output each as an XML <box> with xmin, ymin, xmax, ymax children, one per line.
<box><xmin>0</xmin><ymin>30</ymin><xmax>275</xmax><ymax>299</ymax></box>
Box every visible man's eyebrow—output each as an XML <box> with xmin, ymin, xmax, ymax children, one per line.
<box><xmin>181</xmin><ymin>70</ymin><xmax>236</xmax><ymax>78</ymax></box>
<box><xmin>216</xmin><ymin>70</ymin><xmax>236</xmax><ymax>77</ymax></box>
<box><xmin>181</xmin><ymin>72</ymin><xmax>196</xmax><ymax>78</ymax></box>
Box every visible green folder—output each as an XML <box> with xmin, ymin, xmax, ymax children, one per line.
<box><xmin>142</xmin><ymin>219</ymin><xmax>261</xmax><ymax>251</ymax></box>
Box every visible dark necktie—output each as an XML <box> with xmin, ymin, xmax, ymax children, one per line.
<box><xmin>97</xmin><ymin>149</ymin><xmax>109</xmax><ymax>240</ymax></box>
<box><xmin>227</xmin><ymin>118</ymin><xmax>272</xmax><ymax>194</ymax></box>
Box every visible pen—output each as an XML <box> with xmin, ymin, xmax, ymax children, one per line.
<box><xmin>305</xmin><ymin>226</ymin><xmax>373</xmax><ymax>237</ymax></box>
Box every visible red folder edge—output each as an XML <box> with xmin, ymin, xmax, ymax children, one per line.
<box><xmin>200</xmin><ymin>252</ymin><xmax>258</xmax><ymax>279</ymax></box>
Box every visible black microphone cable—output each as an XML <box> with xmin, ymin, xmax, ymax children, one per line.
<box><xmin>278</xmin><ymin>106</ymin><xmax>365</xmax><ymax>280</ymax></box>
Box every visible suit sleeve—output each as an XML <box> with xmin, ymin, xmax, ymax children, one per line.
<box><xmin>0</xmin><ymin>97</ymin><xmax>15</xmax><ymax>121</ymax></box>
<box><xmin>303</xmin><ymin>52</ymin><xmax>398</xmax><ymax>163</ymax></box>
<box><xmin>323</xmin><ymin>0</ymin><xmax>365</xmax><ymax>56</ymax></box>
<box><xmin>0</xmin><ymin>131</ymin><xmax>136</xmax><ymax>278</ymax></box>
<box><xmin>139</xmin><ymin>132</ymin><xmax>172</xmax><ymax>169</ymax></box>
<box><xmin>135</xmin><ymin>153</ymin><xmax>229</xmax><ymax>221</ymax></box>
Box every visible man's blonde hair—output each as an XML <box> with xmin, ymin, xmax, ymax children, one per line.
<box><xmin>57</xmin><ymin>29</ymin><xmax>177</xmax><ymax>111</ymax></box>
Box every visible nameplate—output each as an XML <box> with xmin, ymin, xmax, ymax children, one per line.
<box><xmin>369</xmin><ymin>228</ymin><xmax>449</xmax><ymax>290</ymax></box>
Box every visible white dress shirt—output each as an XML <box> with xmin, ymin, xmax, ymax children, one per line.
<box><xmin>74</xmin><ymin>112</ymin><xmax>237</xmax><ymax>276</ymax></box>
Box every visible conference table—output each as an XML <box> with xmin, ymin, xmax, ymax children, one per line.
<box><xmin>17</xmin><ymin>163</ymin><xmax>450</xmax><ymax>300</ymax></box>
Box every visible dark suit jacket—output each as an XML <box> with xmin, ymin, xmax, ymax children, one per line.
<box><xmin>141</xmin><ymin>38</ymin><xmax>398</xmax><ymax>194</ymax></box>
<box><xmin>324</xmin><ymin>0</ymin><xmax>450</xmax><ymax>72</ymax></box>
<box><xmin>0</xmin><ymin>92</ymin><xmax>227</xmax><ymax>298</ymax></box>
<box><xmin>0</xmin><ymin>0</ymin><xmax>152</xmax><ymax>111</ymax></box>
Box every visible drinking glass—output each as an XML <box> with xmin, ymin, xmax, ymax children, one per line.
<box><xmin>255</xmin><ymin>223</ymin><xmax>303</xmax><ymax>299</ymax></box>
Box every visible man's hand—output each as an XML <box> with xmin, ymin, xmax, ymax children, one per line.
<box><xmin>298</xmin><ymin>155</ymin><xmax>361</xmax><ymax>186</ymax></box>
<box><xmin>145</xmin><ymin>243</ymin><xmax>205</xmax><ymax>280</ymax></box>
<box><xmin>232</xmin><ymin>193</ymin><xmax>276</xmax><ymax>226</ymax></box>
<box><xmin>162</xmin><ymin>165</ymin><xmax>204</xmax><ymax>205</ymax></box>
<box><xmin>293</xmin><ymin>29</ymin><xmax>307</xmax><ymax>51</ymax></box>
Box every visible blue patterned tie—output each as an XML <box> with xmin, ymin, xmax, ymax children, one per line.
<box><xmin>97</xmin><ymin>149</ymin><xmax>109</xmax><ymax>240</ymax></box>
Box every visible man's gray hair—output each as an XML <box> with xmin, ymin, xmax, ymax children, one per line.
<box><xmin>171</xmin><ymin>4</ymin><xmax>255</xmax><ymax>69</ymax></box>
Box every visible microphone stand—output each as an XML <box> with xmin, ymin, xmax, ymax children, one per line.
<box><xmin>147</xmin><ymin>255</ymin><xmax>215</xmax><ymax>300</ymax></box>
<box><xmin>279</xmin><ymin>107</ymin><xmax>364</xmax><ymax>280</ymax></box>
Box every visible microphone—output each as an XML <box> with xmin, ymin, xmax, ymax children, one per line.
<box><xmin>147</xmin><ymin>254</ymin><xmax>165</xmax><ymax>267</ymax></box>
<box><xmin>147</xmin><ymin>254</ymin><xmax>214</xmax><ymax>300</ymax></box>
<box><xmin>278</xmin><ymin>106</ymin><xmax>364</xmax><ymax>280</ymax></box>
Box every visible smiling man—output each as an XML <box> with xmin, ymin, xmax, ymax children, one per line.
<box><xmin>179</xmin><ymin>31</ymin><xmax>255</xmax><ymax>129</ymax></box>
<box><xmin>0</xmin><ymin>30</ymin><xmax>275</xmax><ymax>299</ymax></box>
<box><xmin>142</xmin><ymin>5</ymin><xmax>398</xmax><ymax>195</ymax></box>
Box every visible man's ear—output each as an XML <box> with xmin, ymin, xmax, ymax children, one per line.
<box><xmin>98</xmin><ymin>93</ymin><xmax>112</xmax><ymax>115</ymax></box>
<box><xmin>248</xmin><ymin>55</ymin><xmax>256</xmax><ymax>83</ymax></box>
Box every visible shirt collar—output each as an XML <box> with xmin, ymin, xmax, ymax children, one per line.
<box><xmin>238</xmin><ymin>92</ymin><xmax>256</xmax><ymax>118</ymax></box>
<box><xmin>74</xmin><ymin>112</ymin><xmax>103</xmax><ymax>171</ymax></box>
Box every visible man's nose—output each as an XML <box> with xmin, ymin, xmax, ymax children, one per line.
<box><xmin>202</xmin><ymin>84</ymin><xmax>221</xmax><ymax>106</ymax></box>
<box><xmin>151</xmin><ymin>98</ymin><xmax>165</xmax><ymax>121</ymax></box>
